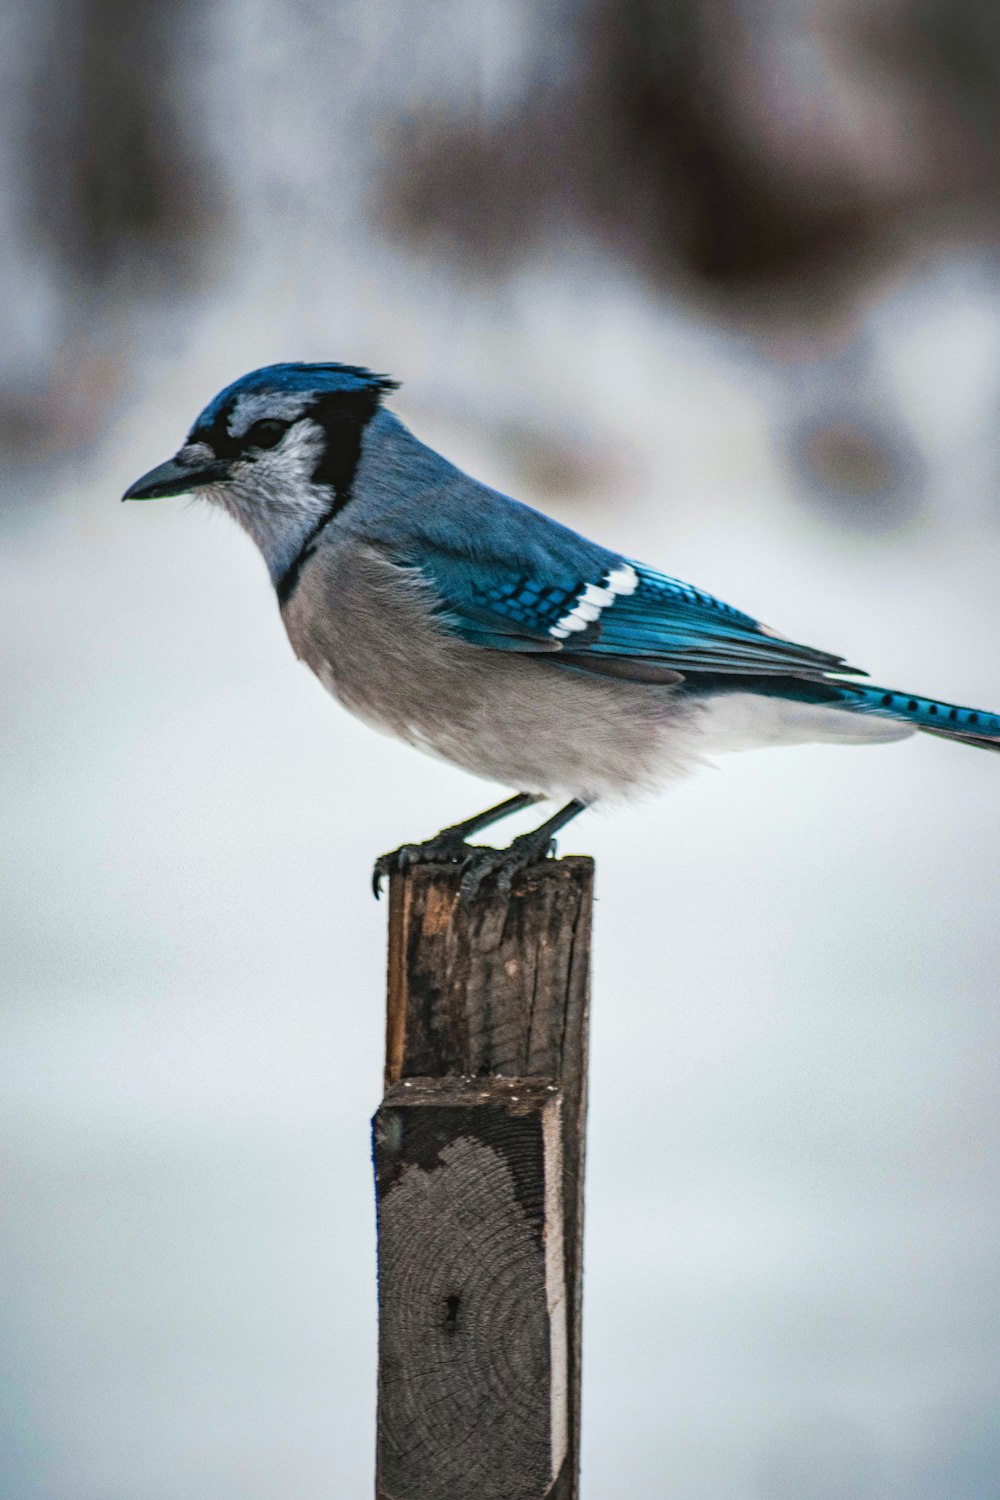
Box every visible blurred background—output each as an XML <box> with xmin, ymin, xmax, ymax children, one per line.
<box><xmin>2</xmin><ymin>2</ymin><xmax>999</xmax><ymax>1495</ymax></box>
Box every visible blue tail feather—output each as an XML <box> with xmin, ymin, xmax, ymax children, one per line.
<box><xmin>686</xmin><ymin>672</ymin><xmax>1000</xmax><ymax>751</ymax></box>
<box><xmin>828</xmin><ymin>683</ymin><xmax>1000</xmax><ymax>750</ymax></box>
<box><xmin>833</xmin><ymin>683</ymin><xmax>1000</xmax><ymax>748</ymax></box>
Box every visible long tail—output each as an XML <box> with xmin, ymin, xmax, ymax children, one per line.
<box><xmin>830</xmin><ymin>682</ymin><xmax>1000</xmax><ymax>751</ymax></box>
<box><xmin>687</xmin><ymin>671</ymin><xmax>1000</xmax><ymax>752</ymax></box>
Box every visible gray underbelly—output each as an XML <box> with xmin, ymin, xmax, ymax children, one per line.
<box><xmin>281</xmin><ymin>542</ymin><xmax>702</xmax><ymax>801</ymax></box>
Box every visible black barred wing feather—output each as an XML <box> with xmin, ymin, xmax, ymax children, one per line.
<box><xmin>578</xmin><ymin>564</ymin><xmax>862</xmax><ymax>680</ymax></box>
<box><xmin>420</xmin><ymin>541</ymin><xmax>862</xmax><ymax>684</ymax></box>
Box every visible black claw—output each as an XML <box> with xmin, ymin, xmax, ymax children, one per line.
<box><xmin>371</xmin><ymin>831</ymin><xmax>481</xmax><ymax>899</ymax></box>
<box><xmin>456</xmin><ymin>831</ymin><xmax>558</xmax><ymax>907</ymax></box>
<box><xmin>369</xmin><ymin>795</ymin><xmax>576</xmax><ymax>901</ymax></box>
<box><xmin>372</xmin><ymin>853</ymin><xmax>392</xmax><ymax>898</ymax></box>
<box><xmin>372</xmin><ymin>814</ymin><xmax>569</xmax><ymax>904</ymax></box>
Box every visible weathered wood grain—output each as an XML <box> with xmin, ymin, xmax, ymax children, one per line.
<box><xmin>375</xmin><ymin>857</ymin><xmax>593</xmax><ymax>1500</ymax></box>
<box><xmin>374</xmin><ymin>1078</ymin><xmax>566</xmax><ymax>1500</ymax></box>
<box><xmin>385</xmin><ymin>857</ymin><xmax>593</xmax><ymax>1094</ymax></box>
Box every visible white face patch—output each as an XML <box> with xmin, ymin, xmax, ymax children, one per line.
<box><xmin>549</xmin><ymin>562</ymin><xmax>638</xmax><ymax>641</ymax></box>
<box><xmin>178</xmin><ymin>440</ymin><xmax>216</xmax><ymax>465</ymax></box>
<box><xmin>227</xmin><ymin>390</ymin><xmax>311</xmax><ymax>438</ymax></box>
<box><xmin>226</xmin><ymin>417</ymin><xmax>326</xmax><ymax>503</ymax></box>
<box><xmin>209</xmin><ymin>416</ymin><xmax>334</xmax><ymax>584</ymax></box>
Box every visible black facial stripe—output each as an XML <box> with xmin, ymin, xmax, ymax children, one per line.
<box><xmin>306</xmin><ymin>388</ymin><xmax>380</xmax><ymax>496</ymax></box>
<box><xmin>274</xmin><ymin>387</ymin><xmax>381</xmax><ymax>607</ymax></box>
<box><xmin>274</xmin><ymin>503</ymin><xmax>338</xmax><ymax>607</ymax></box>
<box><xmin>245</xmin><ymin>418</ymin><xmax>287</xmax><ymax>449</ymax></box>
<box><xmin>188</xmin><ymin>400</ymin><xmax>241</xmax><ymax>458</ymax></box>
<box><xmin>186</xmin><ymin>386</ymin><xmax>384</xmax><ymax>606</ymax></box>
<box><xmin>187</xmin><ymin>403</ymin><xmax>300</xmax><ymax>456</ymax></box>
<box><xmin>190</xmin><ymin>387</ymin><xmax>380</xmax><ymax>471</ymax></box>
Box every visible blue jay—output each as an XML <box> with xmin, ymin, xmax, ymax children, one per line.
<box><xmin>124</xmin><ymin>362</ymin><xmax>999</xmax><ymax>898</ymax></box>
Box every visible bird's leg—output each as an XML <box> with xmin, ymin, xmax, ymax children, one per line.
<box><xmin>372</xmin><ymin>793</ymin><xmax>542</xmax><ymax>896</ymax></box>
<box><xmin>458</xmin><ymin>799</ymin><xmax>588</xmax><ymax>904</ymax></box>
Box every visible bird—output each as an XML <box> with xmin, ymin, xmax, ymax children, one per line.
<box><xmin>124</xmin><ymin>361</ymin><xmax>999</xmax><ymax>899</ymax></box>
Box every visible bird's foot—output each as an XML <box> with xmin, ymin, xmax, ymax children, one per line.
<box><xmin>372</xmin><ymin>824</ymin><xmax>560</xmax><ymax>902</ymax></box>
<box><xmin>372</xmin><ymin>827</ymin><xmax>483</xmax><ymax>897</ymax></box>
<box><xmin>457</xmin><ymin>827</ymin><xmax>559</xmax><ymax>905</ymax></box>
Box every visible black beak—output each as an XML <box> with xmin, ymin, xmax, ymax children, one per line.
<box><xmin>122</xmin><ymin>453</ymin><xmax>232</xmax><ymax>501</ymax></box>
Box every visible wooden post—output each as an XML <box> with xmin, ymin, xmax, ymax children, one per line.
<box><xmin>373</xmin><ymin>856</ymin><xmax>594</xmax><ymax>1500</ymax></box>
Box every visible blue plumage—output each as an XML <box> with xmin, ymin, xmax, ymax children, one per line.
<box><xmin>833</xmin><ymin>682</ymin><xmax>1000</xmax><ymax>743</ymax></box>
<box><xmin>425</xmin><ymin>551</ymin><xmax>854</xmax><ymax>675</ymax></box>
<box><xmin>397</xmin><ymin>532</ymin><xmax>1000</xmax><ymax>744</ymax></box>
<box><xmin>123</xmin><ymin>360</ymin><xmax>1000</xmax><ymax>896</ymax></box>
<box><xmin>194</xmin><ymin>362</ymin><xmax>397</xmax><ymax>428</ymax></box>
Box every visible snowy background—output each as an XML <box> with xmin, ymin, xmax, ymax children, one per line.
<box><xmin>3</xmin><ymin>3</ymin><xmax>1000</xmax><ymax>1496</ymax></box>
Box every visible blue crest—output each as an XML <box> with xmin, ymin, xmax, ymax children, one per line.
<box><xmin>194</xmin><ymin>361</ymin><xmax>399</xmax><ymax>431</ymax></box>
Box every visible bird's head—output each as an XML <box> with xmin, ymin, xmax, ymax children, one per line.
<box><xmin>123</xmin><ymin>362</ymin><xmax>399</xmax><ymax>587</ymax></box>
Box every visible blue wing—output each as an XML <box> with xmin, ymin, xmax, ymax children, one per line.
<box><xmin>401</xmin><ymin>532</ymin><xmax>862</xmax><ymax>683</ymax></box>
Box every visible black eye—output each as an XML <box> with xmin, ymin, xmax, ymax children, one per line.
<box><xmin>245</xmin><ymin>418</ymin><xmax>287</xmax><ymax>450</ymax></box>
